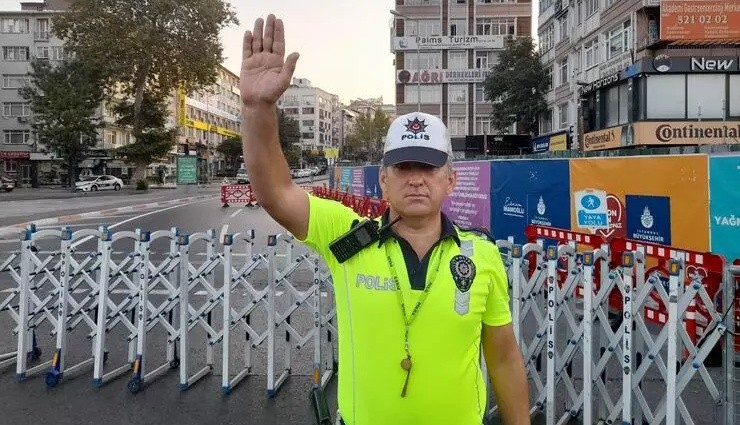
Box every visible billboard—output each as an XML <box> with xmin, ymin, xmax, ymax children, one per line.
<box><xmin>531</xmin><ymin>132</ymin><xmax>569</xmax><ymax>153</ymax></box>
<box><xmin>339</xmin><ymin>167</ymin><xmax>352</xmax><ymax>192</ymax></box>
<box><xmin>569</xmin><ymin>155</ymin><xmax>709</xmax><ymax>252</ymax></box>
<box><xmin>490</xmin><ymin>159</ymin><xmax>571</xmax><ymax>244</ymax></box>
<box><xmin>660</xmin><ymin>1</ymin><xmax>740</xmax><ymax>41</ymax></box>
<box><xmin>633</xmin><ymin>121</ymin><xmax>740</xmax><ymax>146</ymax></box>
<box><xmin>363</xmin><ymin>166</ymin><xmax>382</xmax><ymax>198</ymax></box>
<box><xmin>351</xmin><ymin>167</ymin><xmax>364</xmax><ymax>196</ymax></box>
<box><xmin>441</xmin><ymin>161</ymin><xmax>491</xmax><ymax>230</ymax></box>
<box><xmin>396</xmin><ymin>69</ymin><xmax>487</xmax><ymax>84</ymax></box>
<box><xmin>709</xmin><ymin>155</ymin><xmax>740</xmax><ymax>261</ymax></box>
<box><xmin>392</xmin><ymin>35</ymin><xmax>504</xmax><ymax>50</ymax></box>
<box><xmin>176</xmin><ymin>156</ymin><xmax>198</xmax><ymax>184</ymax></box>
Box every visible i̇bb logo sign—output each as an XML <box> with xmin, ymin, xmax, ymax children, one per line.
<box><xmin>595</xmin><ymin>194</ymin><xmax>626</xmax><ymax>240</ymax></box>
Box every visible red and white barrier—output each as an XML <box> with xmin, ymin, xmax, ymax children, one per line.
<box><xmin>220</xmin><ymin>185</ymin><xmax>259</xmax><ymax>208</ymax></box>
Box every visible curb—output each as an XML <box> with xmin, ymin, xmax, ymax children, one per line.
<box><xmin>0</xmin><ymin>195</ymin><xmax>214</xmax><ymax>239</ymax></box>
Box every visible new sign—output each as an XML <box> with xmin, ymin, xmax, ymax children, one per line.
<box><xmin>640</xmin><ymin>55</ymin><xmax>740</xmax><ymax>73</ymax></box>
<box><xmin>393</xmin><ymin>35</ymin><xmax>504</xmax><ymax>50</ymax></box>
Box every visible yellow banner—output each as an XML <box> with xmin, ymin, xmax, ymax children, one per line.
<box><xmin>582</xmin><ymin>126</ymin><xmax>623</xmax><ymax>151</ymax></box>
<box><xmin>550</xmin><ymin>133</ymin><xmax>567</xmax><ymax>151</ymax></box>
<box><xmin>569</xmin><ymin>155</ymin><xmax>710</xmax><ymax>252</ymax></box>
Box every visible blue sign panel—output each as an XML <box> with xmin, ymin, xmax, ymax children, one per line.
<box><xmin>709</xmin><ymin>155</ymin><xmax>740</xmax><ymax>261</ymax></box>
<box><xmin>490</xmin><ymin>159</ymin><xmax>571</xmax><ymax>244</ymax></box>
<box><xmin>625</xmin><ymin>194</ymin><xmax>672</xmax><ymax>246</ymax></box>
<box><xmin>340</xmin><ymin>167</ymin><xmax>352</xmax><ymax>192</ymax></box>
<box><xmin>364</xmin><ymin>166</ymin><xmax>381</xmax><ymax>198</ymax></box>
<box><xmin>531</xmin><ymin>135</ymin><xmax>550</xmax><ymax>153</ymax></box>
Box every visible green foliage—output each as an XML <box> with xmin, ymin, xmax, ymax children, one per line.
<box><xmin>19</xmin><ymin>58</ymin><xmax>106</xmax><ymax>188</ymax></box>
<box><xmin>135</xmin><ymin>179</ymin><xmax>149</xmax><ymax>190</ymax></box>
<box><xmin>217</xmin><ymin>137</ymin><xmax>243</xmax><ymax>169</ymax></box>
<box><xmin>111</xmin><ymin>92</ymin><xmax>177</xmax><ymax>165</ymax></box>
<box><xmin>345</xmin><ymin>109</ymin><xmax>391</xmax><ymax>162</ymax></box>
<box><xmin>277</xmin><ymin>108</ymin><xmax>301</xmax><ymax>167</ymax></box>
<box><xmin>483</xmin><ymin>37</ymin><xmax>549</xmax><ymax>136</ymax></box>
<box><xmin>52</xmin><ymin>0</ymin><xmax>239</xmax><ymax>169</ymax></box>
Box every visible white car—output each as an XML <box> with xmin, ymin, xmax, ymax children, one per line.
<box><xmin>75</xmin><ymin>175</ymin><xmax>124</xmax><ymax>192</ymax></box>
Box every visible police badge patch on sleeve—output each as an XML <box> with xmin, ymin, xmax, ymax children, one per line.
<box><xmin>450</xmin><ymin>255</ymin><xmax>476</xmax><ymax>315</ymax></box>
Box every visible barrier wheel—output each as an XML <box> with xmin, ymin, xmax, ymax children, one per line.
<box><xmin>127</xmin><ymin>378</ymin><xmax>142</xmax><ymax>394</ymax></box>
<box><xmin>169</xmin><ymin>359</ymin><xmax>180</xmax><ymax>369</ymax></box>
<box><xmin>29</xmin><ymin>347</ymin><xmax>42</xmax><ymax>361</ymax></box>
<box><xmin>45</xmin><ymin>370</ymin><xmax>60</xmax><ymax>388</ymax></box>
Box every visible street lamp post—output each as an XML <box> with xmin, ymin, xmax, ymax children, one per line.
<box><xmin>390</xmin><ymin>10</ymin><xmax>421</xmax><ymax>112</ymax></box>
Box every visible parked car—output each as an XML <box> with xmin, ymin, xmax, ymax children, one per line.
<box><xmin>75</xmin><ymin>175</ymin><xmax>124</xmax><ymax>192</ymax></box>
<box><xmin>0</xmin><ymin>175</ymin><xmax>15</xmax><ymax>192</ymax></box>
<box><xmin>235</xmin><ymin>168</ymin><xmax>249</xmax><ymax>184</ymax></box>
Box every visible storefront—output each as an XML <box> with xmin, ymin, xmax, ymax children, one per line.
<box><xmin>0</xmin><ymin>150</ymin><xmax>31</xmax><ymax>185</ymax></box>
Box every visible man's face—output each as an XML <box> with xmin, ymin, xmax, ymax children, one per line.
<box><xmin>379</xmin><ymin>161</ymin><xmax>456</xmax><ymax>218</ymax></box>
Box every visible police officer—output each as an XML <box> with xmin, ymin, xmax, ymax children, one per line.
<box><xmin>240</xmin><ymin>14</ymin><xmax>530</xmax><ymax>425</ymax></box>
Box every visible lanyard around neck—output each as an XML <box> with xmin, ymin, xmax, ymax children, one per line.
<box><xmin>384</xmin><ymin>240</ymin><xmax>446</xmax><ymax>344</ymax></box>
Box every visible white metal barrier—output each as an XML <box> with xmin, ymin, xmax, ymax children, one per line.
<box><xmin>0</xmin><ymin>225</ymin><xmax>737</xmax><ymax>425</ymax></box>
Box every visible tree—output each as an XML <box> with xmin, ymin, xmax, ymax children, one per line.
<box><xmin>217</xmin><ymin>137</ymin><xmax>242</xmax><ymax>171</ymax></box>
<box><xmin>277</xmin><ymin>108</ymin><xmax>301</xmax><ymax>167</ymax></box>
<box><xmin>345</xmin><ymin>109</ymin><xmax>391</xmax><ymax>162</ymax></box>
<box><xmin>52</xmin><ymin>0</ymin><xmax>239</xmax><ymax>179</ymax></box>
<box><xmin>19</xmin><ymin>59</ymin><xmax>105</xmax><ymax>188</ymax></box>
<box><xmin>112</xmin><ymin>92</ymin><xmax>178</xmax><ymax>167</ymax></box>
<box><xmin>483</xmin><ymin>36</ymin><xmax>549</xmax><ymax>136</ymax></box>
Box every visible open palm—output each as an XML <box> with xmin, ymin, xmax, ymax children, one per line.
<box><xmin>240</xmin><ymin>15</ymin><xmax>300</xmax><ymax>106</ymax></box>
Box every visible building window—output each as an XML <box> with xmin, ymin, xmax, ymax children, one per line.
<box><xmin>2</xmin><ymin>74</ymin><xmax>29</xmax><ymax>89</ymax></box>
<box><xmin>730</xmin><ymin>75</ymin><xmax>740</xmax><ymax>117</ymax></box>
<box><xmin>558</xmin><ymin>58</ymin><xmax>569</xmax><ymax>87</ymax></box>
<box><xmin>405</xmin><ymin>84</ymin><xmax>442</xmax><ymax>104</ymax></box>
<box><xmin>544</xmin><ymin>66</ymin><xmax>553</xmax><ymax>92</ymax></box>
<box><xmin>448</xmin><ymin>51</ymin><xmax>467</xmax><ymax>69</ymax></box>
<box><xmin>475</xmin><ymin>83</ymin><xmax>490</xmax><ymax>102</ymax></box>
<box><xmin>646</xmin><ymin>75</ymin><xmax>684</xmax><ymax>119</ymax></box>
<box><xmin>448</xmin><ymin>84</ymin><xmax>467</xmax><ymax>103</ymax></box>
<box><xmin>606</xmin><ymin>20</ymin><xmax>631</xmax><ymax>60</ymax></box>
<box><xmin>404</xmin><ymin>19</ymin><xmax>442</xmax><ymax>37</ymax></box>
<box><xmin>2</xmin><ymin>102</ymin><xmax>30</xmax><ymax>117</ymax></box>
<box><xmin>3</xmin><ymin>159</ymin><xmax>18</xmax><ymax>173</ymax></box>
<box><xmin>539</xmin><ymin>24</ymin><xmax>554</xmax><ymax>52</ymax></box>
<box><xmin>557</xmin><ymin>14</ymin><xmax>569</xmax><ymax>43</ymax></box>
<box><xmin>2</xmin><ymin>46</ymin><xmax>30</xmax><ymax>61</ymax></box>
<box><xmin>448</xmin><ymin>117</ymin><xmax>467</xmax><ymax>136</ymax></box>
<box><xmin>404</xmin><ymin>52</ymin><xmax>442</xmax><ymax>70</ymax></box>
<box><xmin>687</xmin><ymin>74</ymin><xmax>726</xmax><ymax>119</ymax></box>
<box><xmin>302</xmin><ymin>107</ymin><xmax>314</xmax><ymax>114</ymax></box>
<box><xmin>558</xmin><ymin>103</ymin><xmax>569</xmax><ymax>129</ymax></box>
<box><xmin>583</xmin><ymin>38</ymin><xmax>599</xmax><ymax>70</ymax></box>
<box><xmin>586</xmin><ymin>0</ymin><xmax>599</xmax><ymax>17</ymax></box>
<box><xmin>3</xmin><ymin>130</ymin><xmax>31</xmax><ymax>145</ymax></box>
<box><xmin>540</xmin><ymin>109</ymin><xmax>553</xmax><ymax>134</ymax></box>
<box><xmin>476</xmin><ymin>17</ymin><xmax>516</xmax><ymax>36</ymax></box>
<box><xmin>475</xmin><ymin>117</ymin><xmax>493</xmax><ymax>135</ymax></box>
<box><xmin>540</xmin><ymin>0</ymin><xmax>554</xmax><ymax>13</ymax></box>
<box><xmin>449</xmin><ymin>19</ymin><xmax>467</xmax><ymax>36</ymax></box>
<box><xmin>0</xmin><ymin>18</ymin><xmax>29</xmax><ymax>33</ymax></box>
<box><xmin>475</xmin><ymin>51</ymin><xmax>498</xmax><ymax>69</ymax></box>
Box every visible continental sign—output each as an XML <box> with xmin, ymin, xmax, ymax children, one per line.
<box><xmin>638</xmin><ymin>121</ymin><xmax>740</xmax><ymax>145</ymax></box>
<box><xmin>582</xmin><ymin>126</ymin><xmax>622</xmax><ymax>151</ymax></box>
<box><xmin>582</xmin><ymin>121</ymin><xmax>740</xmax><ymax>151</ymax></box>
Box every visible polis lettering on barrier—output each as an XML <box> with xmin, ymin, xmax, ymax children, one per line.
<box><xmin>655</xmin><ymin>123</ymin><xmax>740</xmax><ymax>143</ymax></box>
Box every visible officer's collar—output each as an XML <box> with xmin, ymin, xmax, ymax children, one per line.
<box><xmin>377</xmin><ymin>208</ymin><xmax>461</xmax><ymax>247</ymax></box>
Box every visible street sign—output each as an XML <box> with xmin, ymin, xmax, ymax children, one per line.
<box><xmin>574</xmin><ymin>189</ymin><xmax>609</xmax><ymax>231</ymax></box>
<box><xmin>177</xmin><ymin>156</ymin><xmax>198</xmax><ymax>184</ymax></box>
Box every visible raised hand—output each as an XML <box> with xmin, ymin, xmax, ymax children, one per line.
<box><xmin>240</xmin><ymin>14</ymin><xmax>300</xmax><ymax>107</ymax></box>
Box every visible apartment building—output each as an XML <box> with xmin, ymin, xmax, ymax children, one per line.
<box><xmin>0</xmin><ymin>0</ymin><xmax>70</xmax><ymax>186</ymax></box>
<box><xmin>537</xmin><ymin>0</ymin><xmax>740</xmax><ymax>153</ymax></box>
<box><xmin>390</xmin><ymin>0</ymin><xmax>532</xmax><ymax>156</ymax></box>
<box><xmin>277</xmin><ymin>78</ymin><xmax>340</xmax><ymax>152</ymax></box>
<box><xmin>173</xmin><ymin>64</ymin><xmax>241</xmax><ymax>179</ymax></box>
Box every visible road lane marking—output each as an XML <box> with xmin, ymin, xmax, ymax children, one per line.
<box><xmin>229</xmin><ymin>209</ymin><xmax>243</xmax><ymax>218</ymax></box>
<box><xmin>70</xmin><ymin>196</ymin><xmax>217</xmax><ymax>249</ymax></box>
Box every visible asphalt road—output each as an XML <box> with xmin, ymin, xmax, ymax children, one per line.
<box><xmin>0</xmin><ymin>176</ymin><xmax>732</xmax><ymax>425</ymax></box>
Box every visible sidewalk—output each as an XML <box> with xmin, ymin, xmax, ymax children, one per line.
<box><xmin>0</xmin><ymin>183</ymin><xmax>221</xmax><ymax>201</ymax></box>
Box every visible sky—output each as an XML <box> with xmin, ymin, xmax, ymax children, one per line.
<box><xmin>7</xmin><ymin>0</ymin><xmax>539</xmax><ymax>105</ymax></box>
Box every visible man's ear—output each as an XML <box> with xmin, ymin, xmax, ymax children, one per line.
<box><xmin>446</xmin><ymin>169</ymin><xmax>457</xmax><ymax>195</ymax></box>
<box><xmin>379</xmin><ymin>166</ymin><xmax>388</xmax><ymax>193</ymax></box>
